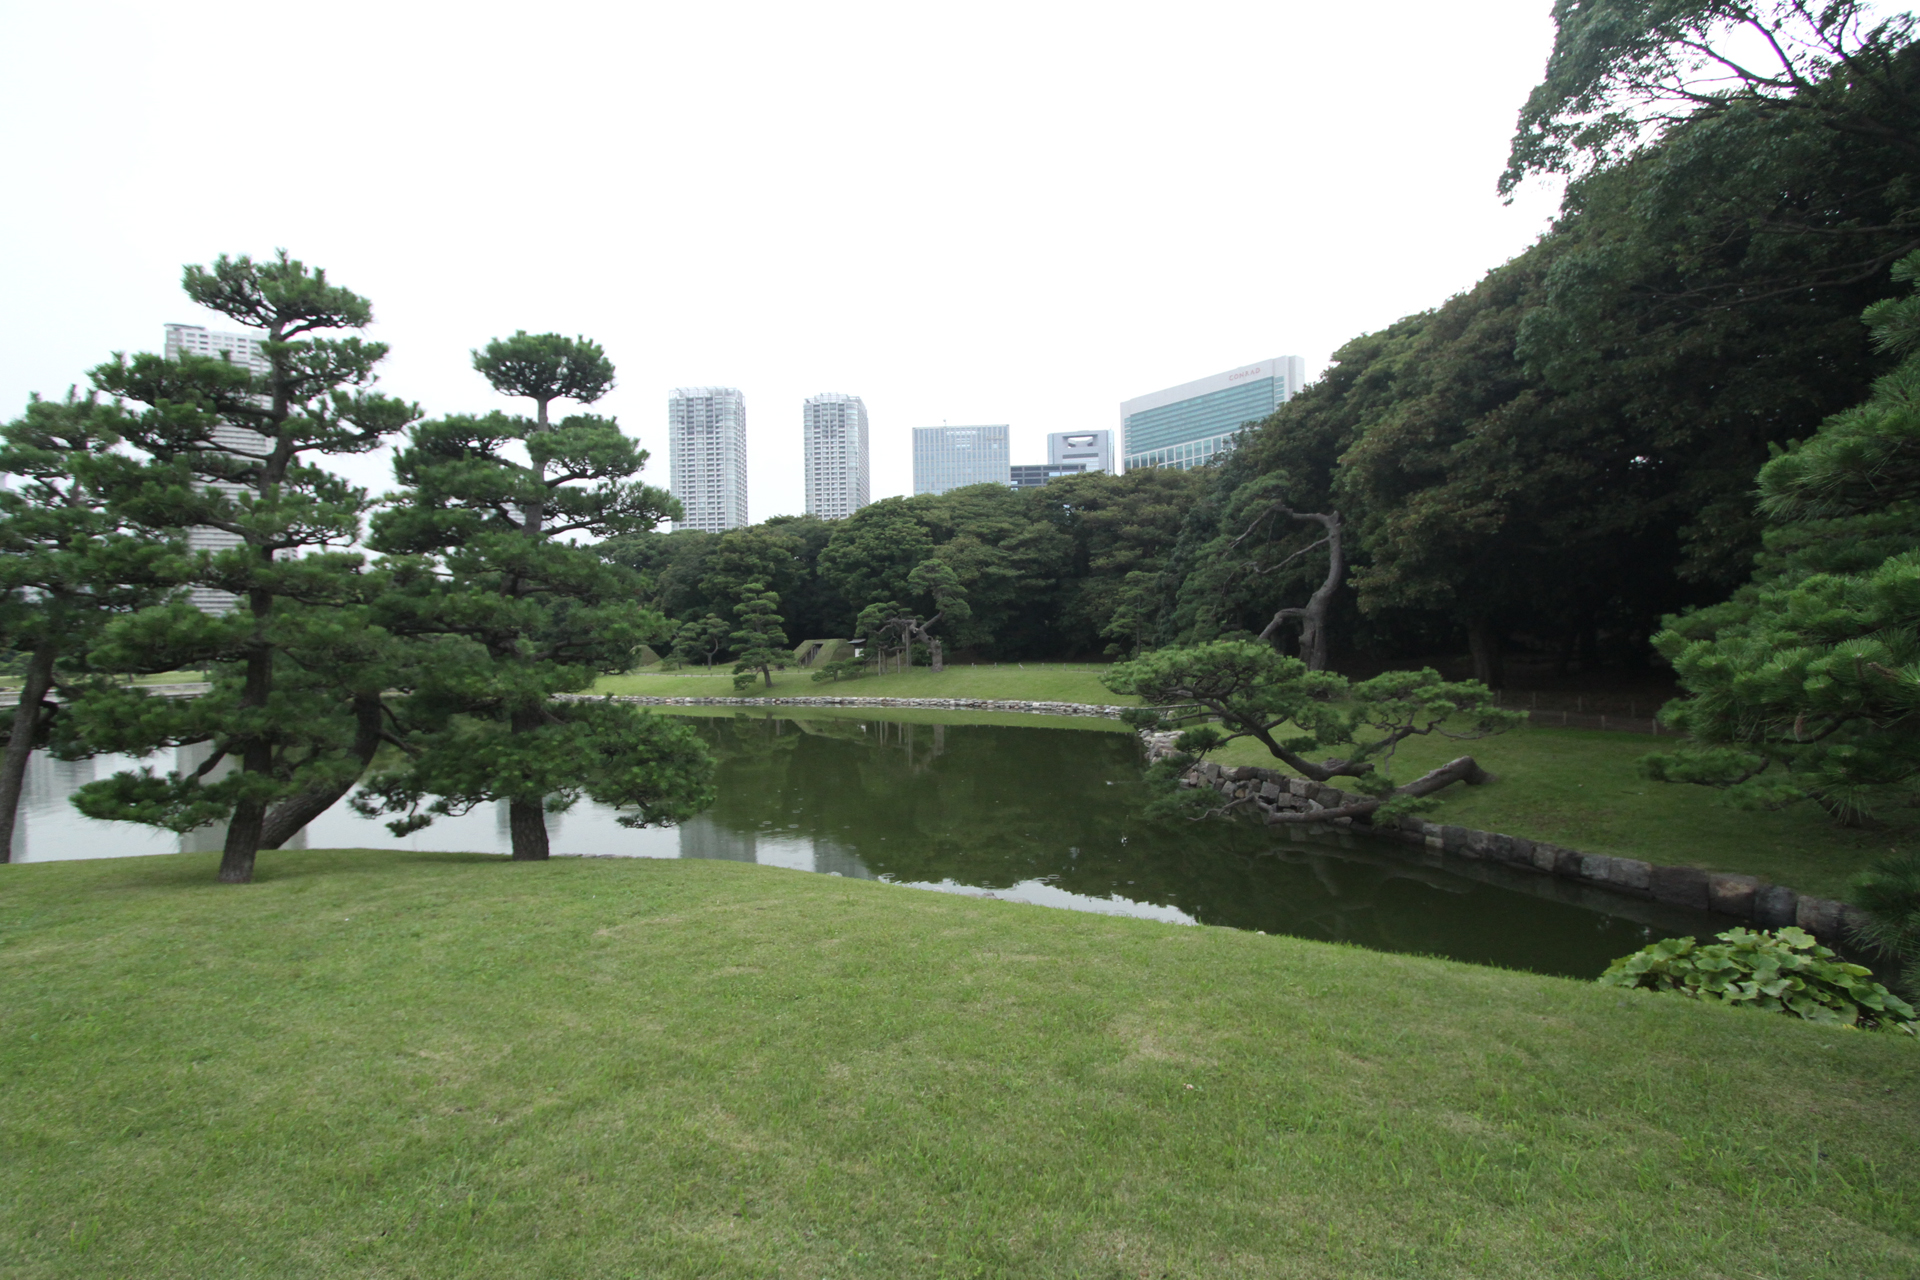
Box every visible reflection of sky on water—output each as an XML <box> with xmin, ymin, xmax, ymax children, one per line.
<box><xmin>897</xmin><ymin>877</ymin><xmax>1199</xmax><ymax>925</ymax></box>
<box><xmin>9</xmin><ymin>744</ymin><xmax>1209</xmax><ymax>928</ymax></box>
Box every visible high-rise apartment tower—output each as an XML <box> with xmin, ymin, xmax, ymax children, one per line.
<box><xmin>912</xmin><ymin>425</ymin><xmax>1010</xmax><ymax>496</ymax></box>
<box><xmin>802</xmin><ymin>392</ymin><xmax>870</xmax><ymax>520</ymax></box>
<box><xmin>1120</xmin><ymin>357</ymin><xmax>1306</xmax><ymax>471</ymax></box>
<box><xmin>669</xmin><ymin>387</ymin><xmax>749</xmax><ymax>532</ymax></box>
<box><xmin>165</xmin><ymin>323</ymin><xmax>271</xmax><ymax>612</ymax></box>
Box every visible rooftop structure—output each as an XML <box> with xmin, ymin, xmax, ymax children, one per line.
<box><xmin>1048</xmin><ymin>429</ymin><xmax>1112</xmax><ymax>474</ymax></box>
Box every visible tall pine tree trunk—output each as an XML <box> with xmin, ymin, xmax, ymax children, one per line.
<box><xmin>0</xmin><ymin>644</ymin><xmax>56</xmax><ymax>863</ymax></box>
<box><xmin>508</xmin><ymin>798</ymin><xmax>551</xmax><ymax>859</ymax></box>
<box><xmin>219</xmin><ymin>739</ymin><xmax>273</xmax><ymax>883</ymax></box>
<box><xmin>508</xmin><ymin>703</ymin><xmax>550</xmax><ymax>859</ymax></box>
<box><xmin>220</xmin><ymin>601</ymin><xmax>276</xmax><ymax>884</ymax></box>
<box><xmin>1468</xmin><ymin>617</ymin><xmax>1505</xmax><ymax>689</ymax></box>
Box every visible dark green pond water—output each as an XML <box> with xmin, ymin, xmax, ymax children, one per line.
<box><xmin>12</xmin><ymin>711</ymin><xmax>1725</xmax><ymax>979</ymax></box>
<box><xmin>675</xmin><ymin>713</ymin><xmax>1720</xmax><ymax>979</ymax></box>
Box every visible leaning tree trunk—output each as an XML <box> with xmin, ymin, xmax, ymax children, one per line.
<box><xmin>259</xmin><ymin>692</ymin><xmax>385</xmax><ymax>850</ymax></box>
<box><xmin>507</xmin><ymin>703</ymin><xmax>551</xmax><ymax>859</ymax></box>
<box><xmin>0</xmin><ymin>644</ymin><xmax>57</xmax><ymax>863</ymax></box>
<box><xmin>219</xmin><ymin>738</ymin><xmax>273</xmax><ymax>884</ymax></box>
<box><xmin>1263</xmin><ymin>755</ymin><xmax>1499</xmax><ymax>824</ymax></box>
<box><xmin>1258</xmin><ymin>509</ymin><xmax>1344</xmax><ymax>671</ymax></box>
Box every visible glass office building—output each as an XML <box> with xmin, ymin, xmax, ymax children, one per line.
<box><xmin>912</xmin><ymin>425</ymin><xmax>1010</xmax><ymax>495</ymax></box>
<box><xmin>1120</xmin><ymin>357</ymin><xmax>1306</xmax><ymax>471</ymax></box>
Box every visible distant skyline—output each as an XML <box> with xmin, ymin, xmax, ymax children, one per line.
<box><xmin>0</xmin><ymin>1</ymin><xmax>1565</xmax><ymax>521</ymax></box>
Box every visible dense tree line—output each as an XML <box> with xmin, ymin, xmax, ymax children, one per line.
<box><xmin>607</xmin><ymin>3</ymin><xmax>1917</xmax><ymax>692</ymax></box>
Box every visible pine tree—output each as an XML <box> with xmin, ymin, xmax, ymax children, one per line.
<box><xmin>66</xmin><ymin>253</ymin><xmax>421</xmax><ymax>883</ymax></box>
<box><xmin>730</xmin><ymin>583</ymin><xmax>790</xmax><ymax>690</ymax></box>
<box><xmin>362</xmin><ymin>365</ymin><xmax>713</xmax><ymax>858</ymax></box>
<box><xmin>0</xmin><ymin>392</ymin><xmax>176</xmax><ymax>859</ymax></box>
<box><xmin>1648</xmin><ymin>251</ymin><xmax>1920</xmax><ymax>822</ymax></box>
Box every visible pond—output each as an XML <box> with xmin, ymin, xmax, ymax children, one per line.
<box><xmin>7</xmin><ymin>709</ymin><xmax>1725</xmax><ymax>978</ymax></box>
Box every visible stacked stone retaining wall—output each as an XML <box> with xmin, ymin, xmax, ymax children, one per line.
<box><xmin>1143</xmin><ymin>730</ymin><xmax>1870</xmax><ymax>949</ymax></box>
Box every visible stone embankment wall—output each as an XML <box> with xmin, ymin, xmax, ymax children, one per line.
<box><xmin>561</xmin><ymin>694</ymin><xmax>1133</xmax><ymax>719</ymax></box>
<box><xmin>1142</xmin><ymin>730</ymin><xmax>1871</xmax><ymax>948</ymax></box>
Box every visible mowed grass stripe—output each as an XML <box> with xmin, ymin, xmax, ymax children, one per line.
<box><xmin>2</xmin><ymin>849</ymin><xmax>1916</xmax><ymax>1278</ymax></box>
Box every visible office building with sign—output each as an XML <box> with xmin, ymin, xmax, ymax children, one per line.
<box><xmin>669</xmin><ymin>386</ymin><xmax>750</xmax><ymax>531</ymax></box>
<box><xmin>1120</xmin><ymin>357</ymin><xmax>1306</xmax><ymax>471</ymax></box>
<box><xmin>912</xmin><ymin>424</ymin><xmax>1010</xmax><ymax>495</ymax></box>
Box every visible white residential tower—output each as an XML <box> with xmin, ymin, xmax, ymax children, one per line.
<box><xmin>669</xmin><ymin>387</ymin><xmax>749</xmax><ymax>532</ymax></box>
<box><xmin>164</xmin><ymin>323</ymin><xmax>271</xmax><ymax>612</ymax></box>
<box><xmin>802</xmin><ymin>393</ymin><xmax>870</xmax><ymax>520</ymax></box>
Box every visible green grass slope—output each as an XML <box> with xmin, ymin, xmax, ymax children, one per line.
<box><xmin>3</xmin><ymin>850</ymin><xmax>1916</xmax><ymax>1278</ymax></box>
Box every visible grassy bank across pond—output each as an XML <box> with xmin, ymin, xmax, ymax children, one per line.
<box><xmin>1206</xmin><ymin>725</ymin><xmax>1912</xmax><ymax>901</ymax></box>
<box><xmin>3</xmin><ymin>849</ymin><xmax>1916</xmax><ymax>1278</ymax></box>
<box><xmin>594</xmin><ymin>661</ymin><xmax>1133</xmax><ymax>706</ymax></box>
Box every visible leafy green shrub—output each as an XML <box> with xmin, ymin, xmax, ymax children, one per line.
<box><xmin>1600</xmin><ymin>927</ymin><xmax>1917</xmax><ymax>1033</ymax></box>
<box><xmin>811</xmin><ymin>659</ymin><xmax>868</xmax><ymax>684</ymax></box>
<box><xmin>1851</xmin><ymin>852</ymin><xmax>1920</xmax><ymax>993</ymax></box>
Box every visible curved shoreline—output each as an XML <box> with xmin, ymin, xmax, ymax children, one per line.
<box><xmin>559</xmin><ymin>693</ymin><xmax>1133</xmax><ymax>718</ymax></box>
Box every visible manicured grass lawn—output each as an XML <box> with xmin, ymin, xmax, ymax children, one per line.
<box><xmin>1208</xmin><ymin>726</ymin><xmax>1913</xmax><ymax>900</ymax></box>
<box><xmin>594</xmin><ymin>661</ymin><xmax>1134</xmax><ymax>706</ymax></box>
<box><xmin>3</xmin><ymin>850</ymin><xmax>1916</xmax><ymax>1278</ymax></box>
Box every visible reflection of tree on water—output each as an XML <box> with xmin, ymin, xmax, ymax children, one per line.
<box><xmin>678</xmin><ymin>715</ymin><xmax>1711</xmax><ymax>979</ymax></box>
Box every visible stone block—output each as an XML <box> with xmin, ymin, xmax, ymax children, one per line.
<box><xmin>1795</xmin><ymin>895</ymin><xmax>1845</xmax><ymax>940</ymax></box>
<box><xmin>1259</xmin><ymin>781</ymin><xmax>1281</xmax><ymax>800</ymax></box>
<box><xmin>1500</xmin><ymin>836</ymin><xmax>1536</xmax><ymax>868</ymax></box>
<box><xmin>1706</xmin><ymin>873</ymin><xmax>1760</xmax><ymax>919</ymax></box>
<box><xmin>1648</xmin><ymin>865</ymin><xmax>1711</xmax><ymax>911</ymax></box>
<box><xmin>1463</xmin><ymin>829</ymin><xmax>1497</xmax><ymax>859</ymax></box>
<box><xmin>1440</xmin><ymin>825</ymin><xmax>1471</xmax><ymax>854</ymax></box>
<box><xmin>1288</xmin><ymin>777</ymin><xmax>1312</xmax><ymax>797</ymax></box>
<box><xmin>1755</xmin><ymin>884</ymin><xmax>1799</xmax><ymax>928</ymax></box>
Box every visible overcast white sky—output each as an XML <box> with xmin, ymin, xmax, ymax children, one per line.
<box><xmin>0</xmin><ymin>0</ymin><xmax>1565</xmax><ymax>519</ymax></box>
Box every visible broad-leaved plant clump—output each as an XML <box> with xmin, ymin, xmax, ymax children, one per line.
<box><xmin>1601</xmin><ymin>926</ymin><xmax>1916</xmax><ymax>1033</ymax></box>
